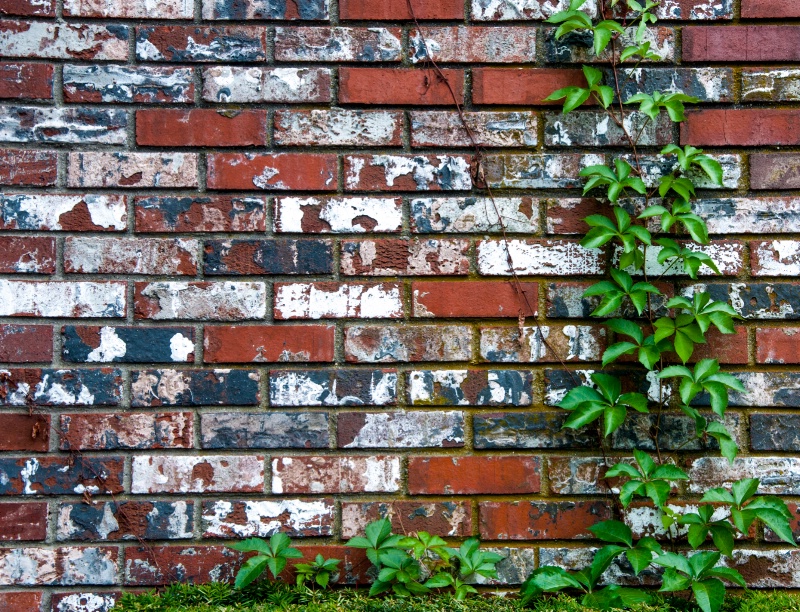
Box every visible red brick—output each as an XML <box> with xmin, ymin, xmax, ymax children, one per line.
<box><xmin>207</xmin><ymin>153</ymin><xmax>338</xmax><ymax>191</ymax></box>
<box><xmin>751</xmin><ymin>154</ymin><xmax>800</xmax><ymax>190</ymax></box>
<box><xmin>0</xmin><ymin>325</ymin><xmax>52</xmax><ymax>362</ymax></box>
<box><xmin>0</xmin><ymin>0</ymin><xmax>54</xmax><ymax>15</ymax></box>
<box><xmin>547</xmin><ymin>198</ymin><xmax>609</xmax><ymax>234</ymax></box>
<box><xmin>473</xmin><ymin>68</ymin><xmax>586</xmax><ymax>105</ymax></box>
<box><xmin>135</xmin><ymin>195</ymin><xmax>266</xmax><ymax>233</ymax></box>
<box><xmin>204</xmin><ymin>325</ymin><xmax>335</xmax><ymax>363</ymax></box>
<box><xmin>0</xmin><ymin>503</ymin><xmax>48</xmax><ymax>541</ymax></box>
<box><xmin>60</xmin><ymin>413</ymin><xmax>193</xmax><ymax>450</ymax></box>
<box><xmin>0</xmin><ymin>592</ymin><xmax>43</xmax><ymax>612</ymax></box>
<box><xmin>689</xmin><ymin>327</ymin><xmax>749</xmax><ymax>365</ymax></box>
<box><xmin>339</xmin><ymin>68</ymin><xmax>463</xmax><ymax>106</ymax></box>
<box><xmin>683</xmin><ymin>110</ymin><xmax>800</xmax><ymax>147</ymax></box>
<box><xmin>124</xmin><ymin>545</ymin><xmax>242</xmax><ymax>585</ymax></box>
<box><xmin>683</xmin><ymin>26</ymin><xmax>800</xmax><ymax>62</ymax></box>
<box><xmin>742</xmin><ymin>0</ymin><xmax>800</xmax><ymax>18</ymax></box>
<box><xmin>479</xmin><ymin>501</ymin><xmax>612</xmax><ymax>540</ymax></box>
<box><xmin>136</xmin><ymin>109</ymin><xmax>267</xmax><ymax>147</ymax></box>
<box><xmin>0</xmin><ymin>150</ymin><xmax>56</xmax><ymax>186</ymax></box>
<box><xmin>272</xmin><ymin>456</ymin><xmax>401</xmax><ymax>494</ymax></box>
<box><xmin>0</xmin><ymin>414</ymin><xmax>49</xmax><ymax>451</ymax></box>
<box><xmin>0</xmin><ymin>62</ymin><xmax>52</xmax><ymax>99</ymax></box>
<box><xmin>0</xmin><ymin>237</ymin><xmax>55</xmax><ymax>274</ymax></box>
<box><xmin>341</xmin><ymin>501</ymin><xmax>473</xmax><ymax>539</ymax></box>
<box><xmin>339</xmin><ymin>0</ymin><xmax>462</xmax><ymax>20</ymax></box>
<box><xmin>757</xmin><ymin>328</ymin><xmax>800</xmax><ymax>364</ymax></box>
<box><xmin>408</xmin><ymin>456</ymin><xmax>541</xmax><ymax>495</ymax></box>
<box><xmin>412</xmin><ymin>281</ymin><xmax>537</xmax><ymax>318</ymax></box>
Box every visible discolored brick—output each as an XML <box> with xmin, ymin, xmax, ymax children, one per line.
<box><xmin>0</xmin><ymin>546</ymin><xmax>117</xmax><ymax>586</ymax></box>
<box><xmin>0</xmin><ymin>368</ymin><xmax>122</xmax><ymax>406</ymax></box>
<box><xmin>410</xmin><ymin>27</ymin><xmax>536</xmax><ymax>64</ymax></box>
<box><xmin>65</xmin><ymin>238</ymin><xmax>197</xmax><ymax>275</ymax></box>
<box><xmin>202</xmin><ymin>0</ymin><xmax>329</xmax><ymax>19</ymax></box>
<box><xmin>201</xmin><ymin>412</ymin><xmax>328</xmax><ymax>449</ymax></box>
<box><xmin>0</xmin><ymin>150</ymin><xmax>56</xmax><ymax>186</ymax></box>
<box><xmin>63</xmin><ymin>326</ymin><xmax>194</xmax><ymax>364</ymax></box>
<box><xmin>64</xmin><ymin>65</ymin><xmax>193</xmax><ymax>103</ymax></box>
<box><xmin>274</xmin><ymin>109</ymin><xmax>402</xmax><ymax>147</ymax></box>
<box><xmin>337</xmin><ymin>411</ymin><xmax>464</xmax><ymax>448</ymax></box>
<box><xmin>135</xmin><ymin>196</ymin><xmax>266</xmax><ymax>233</ymax></box>
<box><xmin>345</xmin><ymin>325</ymin><xmax>472</xmax><ymax>363</ymax></box>
<box><xmin>131</xmin><ymin>369</ymin><xmax>260</xmax><ymax>406</ymax></box>
<box><xmin>478</xmin><ymin>239</ymin><xmax>605</xmax><ymax>276</ymax></box>
<box><xmin>203</xmin><ymin>239</ymin><xmax>332</xmax><ymax>276</ymax></box>
<box><xmin>204</xmin><ymin>325</ymin><xmax>334</xmax><ymax>363</ymax></box>
<box><xmin>68</xmin><ymin>152</ymin><xmax>197</xmax><ymax>189</ymax></box>
<box><xmin>274</xmin><ymin>283</ymin><xmax>403</xmax><ymax>320</ymax></box>
<box><xmin>341</xmin><ymin>239</ymin><xmax>470</xmax><ymax>276</ymax></box>
<box><xmin>408</xmin><ymin>456</ymin><xmax>541</xmax><ymax>495</ymax></box>
<box><xmin>1</xmin><ymin>194</ymin><xmax>126</xmax><ymax>231</ymax></box>
<box><xmin>202</xmin><ymin>66</ymin><xmax>331</xmax><ymax>103</ymax></box>
<box><xmin>136</xmin><ymin>26</ymin><xmax>265</xmax><ymax>62</ymax></box>
<box><xmin>272</xmin><ymin>456</ymin><xmax>401</xmax><ymax>494</ymax></box>
<box><xmin>124</xmin><ymin>545</ymin><xmax>242</xmax><ymax>586</ymax></box>
<box><xmin>57</xmin><ymin>501</ymin><xmax>193</xmax><ymax>541</ymax></box>
<box><xmin>0</xmin><ymin>281</ymin><xmax>126</xmax><ymax>318</ymax></box>
<box><xmin>474</xmin><ymin>412</ymin><xmax>596</xmax><ymax>449</ymax></box>
<box><xmin>207</xmin><ymin>153</ymin><xmax>337</xmax><ymax>191</ymax></box>
<box><xmin>407</xmin><ymin>370</ymin><xmax>533</xmax><ymax>406</ymax></box>
<box><xmin>345</xmin><ymin>155</ymin><xmax>472</xmax><ymax>192</ymax></box>
<box><xmin>131</xmin><ymin>456</ymin><xmax>264</xmax><ymax>494</ymax></box>
<box><xmin>269</xmin><ymin>369</ymin><xmax>397</xmax><ymax>407</ymax></box>
<box><xmin>274</xmin><ymin>196</ymin><xmax>402</xmax><ymax>233</ymax></box>
<box><xmin>341</xmin><ymin>501</ymin><xmax>472</xmax><ymax>539</ymax></box>
<box><xmin>202</xmin><ymin>499</ymin><xmax>334</xmax><ymax>538</ymax></box>
<box><xmin>0</xmin><ymin>456</ymin><xmax>122</xmax><ymax>496</ymax></box>
<box><xmin>60</xmin><ymin>413</ymin><xmax>193</xmax><ymax>450</ymax></box>
<box><xmin>411</xmin><ymin>196</ymin><xmax>539</xmax><ymax>233</ymax></box>
<box><xmin>410</xmin><ymin>111</ymin><xmax>537</xmax><ymax>148</ymax></box>
<box><xmin>0</xmin><ymin>21</ymin><xmax>128</xmax><ymax>60</ymax></box>
<box><xmin>134</xmin><ymin>282</ymin><xmax>266</xmax><ymax>321</ymax></box>
<box><xmin>480</xmin><ymin>325</ymin><xmax>605</xmax><ymax>363</ymax></box>
<box><xmin>275</xmin><ymin>27</ymin><xmax>400</xmax><ymax>62</ymax></box>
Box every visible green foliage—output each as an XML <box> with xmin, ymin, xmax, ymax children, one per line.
<box><xmin>526</xmin><ymin>1</ymin><xmax>798</xmax><ymax>610</ymax></box>
<box><xmin>230</xmin><ymin>533</ymin><xmax>304</xmax><ymax>589</ymax></box>
<box><xmin>295</xmin><ymin>555</ymin><xmax>340</xmax><ymax>589</ymax></box>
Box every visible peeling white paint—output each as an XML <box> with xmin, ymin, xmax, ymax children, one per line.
<box><xmin>478</xmin><ymin>240</ymin><xmax>604</xmax><ymax>275</ymax></box>
<box><xmin>275</xmin><ymin>283</ymin><xmax>402</xmax><ymax>319</ymax></box>
<box><xmin>203</xmin><ymin>499</ymin><xmax>333</xmax><ymax>538</ymax></box>
<box><xmin>275</xmin><ymin>196</ymin><xmax>402</xmax><ymax>233</ymax></box>
<box><xmin>86</xmin><ymin>326</ymin><xmax>127</xmax><ymax>362</ymax></box>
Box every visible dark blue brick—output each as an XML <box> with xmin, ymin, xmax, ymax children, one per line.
<box><xmin>62</xmin><ymin>326</ymin><xmax>195</xmax><ymax>363</ymax></box>
<box><xmin>203</xmin><ymin>239</ymin><xmax>333</xmax><ymax>275</ymax></box>
<box><xmin>131</xmin><ymin>369</ymin><xmax>260</xmax><ymax>406</ymax></box>
<box><xmin>201</xmin><ymin>412</ymin><xmax>329</xmax><ymax>449</ymax></box>
<box><xmin>0</xmin><ymin>368</ymin><xmax>123</xmax><ymax>406</ymax></box>
<box><xmin>0</xmin><ymin>457</ymin><xmax>123</xmax><ymax>496</ymax></box>
<box><xmin>474</xmin><ymin>412</ymin><xmax>597</xmax><ymax>449</ymax></box>
<box><xmin>58</xmin><ymin>501</ymin><xmax>193</xmax><ymax>541</ymax></box>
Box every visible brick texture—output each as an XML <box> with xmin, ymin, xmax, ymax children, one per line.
<box><xmin>0</xmin><ymin>0</ymin><xmax>796</xmax><ymax>595</ymax></box>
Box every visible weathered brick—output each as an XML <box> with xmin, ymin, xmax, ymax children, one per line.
<box><xmin>480</xmin><ymin>501</ymin><xmax>612</xmax><ymax>540</ymax></box>
<box><xmin>272</xmin><ymin>456</ymin><xmax>400</xmax><ymax>494</ymax></box>
<box><xmin>752</xmin><ymin>241</ymin><xmax>800</xmax><ymax>276</ymax></box>
<box><xmin>546</xmin><ymin>111</ymin><xmax>672</xmax><ymax>147</ymax></box>
<box><xmin>340</xmin><ymin>68</ymin><xmax>463</xmax><ymax>106</ymax></box>
<box><xmin>410</xmin><ymin>27</ymin><xmax>536</xmax><ymax>64</ymax></box>
<box><xmin>341</xmin><ymin>239</ymin><xmax>469</xmax><ymax>276</ymax></box>
<box><xmin>411</xmin><ymin>111</ymin><xmax>537</xmax><ymax>148</ymax></box>
<box><xmin>269</xmin><ymin>369</ymin><xmax>397</xmax><ymax>407</ymax></box>
<box><xmin>545</xmin><ymin>26</ymin><xmax>674</xmax><ymax>63</ymax></box>
<box><xmin>124</xmin><ymin>545</ymin><xmax>241</xmax><ymax>586</ymax></box>
<box><xmin>204</xmin><ymin>240</ymin><xmax>332</xmax><ymax>275</ymax></box>
<box><xmin>472</xmin><ymin>0</ymin><xmax>597</xmax><ymax>20</ymax></box>
<box><xmin>62</xmin><ymin>326</ymin><xmax>194</xmax><ymax>364</ymax></box>
<box><xmin>1</xmin><ymin>194</ymin><xmax>126</xmax><ymax>231</ymax></box>
<box><xmin>473</xmin><ymin>547</ymin><xmax>537</xmax><ymax>586</ymax></box>
<box><xmin>546</xmin><ymin>198</ymin><xmax>606</xmax><ymax>235</ymax></box>
<box><xmin>684</xmin><ymin>26</ymin><xmax>800</xmax><ymax>62</ymax></box>
<box><xmin>689</xmin><ymin>458</ymin><xmax>800</xmax><ymax>495</ymax></box>
<box><xmin>345</xmin><ymin>325</ymin><xmax>472</xmax><ymax>363</ymax></box>
<box><xmin>274</xmin><ymin>196</ymin><xmax>401</xmax><ymax>233</ymax></box>
<box><xmin>0</xmin><ymin>150</ymin><xmax>56</xmax><ymax>186</ymax></box>
<box><xmin>57</xmin><ymin>501</ymin><xmax>193</xmax><ymax>541</ymax></box>
<box><xmin>765</xmin><ymin>503</ymin><xmax>800</xmax><ymax>543</ymax></box>
<box><xmin>65</xmin><ymin>237</ymin><xmax>197</xmax><ymax>275</ymax></box>
<box><xmin>340</xmin><ymin>0</ymin><xmax>462</xmax><ymax>20</ymax></box>
<box><xmin>202</xmin><ymin>499</ymin><xmax>334</xmax><ymax>538</ymax></box>
<box><xmin>742</xmin><ymin>69</ymin><xmax>800</xmax><ymax>103</ymax></box>
<box><xmin>134</xmin><ymin>282</ymin><xmax>266</xmax><ymax>321</ymax></box>
<box><xmin>135</xmin><ymin>196</ymin><xmax>266</xmax><ymax>233</ymax></box>
<box><xmin>64</xmin><ymin>65</ymin><xmax>193</xmax><ymax>103</ymax></box>
<box><xmin>478</xmin><ymin>239</ymin><xmax>605</xmax><ymax>276</ymax></box>
<box><xmin>0</xmin><ymin>368</ymin><xmax>122</xmax><ymax>406</ymax></box>
<box><xmin>345</xmin><ymin>155</ymin><xmax>472</xmax><ymax>192</ymax></box>
<box><xmin>60</xmin><ymin>413</ymin><xmax>193</xmax><ymax>450</ymax></box>
<box><xmin>0</xmin><ymin>21</ymin><xmax>128</xmax><ymax>60</ymax></box>
<box><xmin>0</xmin><ymin>281</ymin><xmax>125</xmax><ymax>318</ymax></box>
<box><xmin>52</xmin><ymin>593</ymin><xmax>118</xmax><ymax>612</ymax></box>
<box><xmin>131</xmin><ymin>456</ymin><xmax>264</xmax><ymax>494</ymax></box>
<box><xmin>131</xmin><ymin>369</ymin><xmax>260</xmax><ymax>406</ymax></box>
<box><xmin>545</xmin><ymin>369</ymin><xmax>661</xmax><ymax>407</ymax></box>
<box><xmin>137</xmin><ymin>109</ymin><xmax>267</xmax><ymax>147</ymax></box>
<box><xmin>483</xmin><ymin>153</ymin><xmax>599</xmax><ymax>189</ymax></box>
<box><xmin>275</xmin><ymin>27</ymin><xmax>401</xmax><ymax>62</ymax></box>
<box><xmin>202</xmin><ymin>66</ymin><xmax>331</xmax><ymax>103</ymax></box>
<box><xmin>0</xmin><ymin>325</ymin><xmax>52</xmax><ymax>363</ymax></box>
<box><xmin>411</xmin><ymin>196</ymin><xmax>539</xmax><ymax>233</ymax></box>
<box><xmin>0</xmin><ymin>106</ymin><xmax>125</xmax><ymax>144</ymax></box>
<box><xmin>742</xmin><ymin>0</ymin><xmax>800</xmax><ymax>17</ymax></box>
<box><xmin>275</xmin><ymin>109</ymin><xmax>402</xmax><ymax>147</ymax></box>
<box><xmin>68</xmin><ymin>152</ymin><xmax>198</xmax><ymax>189</ymax></box>
<box><xmin>548</xmin><ymin>456</ymin><xmax>621</xmax><ymax>495</ymax></box>
<box><xmin>136</xmin><ymin>26</ymin><xmax>265</xmax><ymax>62</ymax></box>
<box><xmin>202</xmin><ymin>0</ymin><xmax>329</xmax><ymax>19</ymax></box>
<box><xmin>0</xmin><ymin>503</ymin><xmax>47</xmax><ymax>540</ymax></box>
<box><xmin>751</xmin><ymin>154</ymin><xmax>800</xmax><ymax>190</ymax></box>
<box><xmin>408</xmin><ymin>456</ymin><xmax>541</xmax><ymax>495</ymax></box>
<box><xmin>207</xmin><ymin>153</ymin><xmax>337</xmax><ymax>191</ymax></box>
<box><xmin>0</xmin><ymin>0</ymin><xmax>54</xmax><ymax>15</ymax></box>
<box><xmin>621</xmin><ymin>240</ymin><xmax>743</xmax><ymax>277</ymax></box>
<box><xmin>0</xmin><ymin>62</ymin><xmax>52</xmax><ymax>99</ymax></box>
<box><xmin>751</xmin><ymin>414</ymin><xmax>800</xmax><ymax>452</ymax></box>
<box><xmin>618</xmin><ymin>68</ymin><xmax>733</xmax><ymax>103</ymax></box>
<box><xmin>727</xmin><ymin>550</ymin><xmax>800</xmax><ymax>589</ymax></box>
<box><xmin>0</xmin><ymin>456</ymin><xmax>123</xmax><ymax>495</ymax></box>
<box><xmin>412</xmin><ymin>281</ymin><xmax>537</xmax><ymax>318</ymax></box>
<box><xmin>65</xmin><ymin>0</ymin><xmax>191</xmax><ymax>17</ymax></box>
<box><xmin>0</xmin><ymin>547</ymin><xmax>117</xmax><ymax>586</ymax></box>
<box><xmin>612</xmin><ymin>413</ymin><xmax>742</xmax><ymax>452</ymax></box>
<box><xmin>474</xmin><ymin>412</ymin><xmax>596</xmax><ymax>449</ymax></box>
<box><xmin>0</xmin><ymin>414</ymin><xmax>49</xmax><ymax>451</ymax></box>
<box><xmin>274</xmin><ymin>282</ymin><xmax>403</xmax><ymax>319</ymax></box>
<box><xmin>683</xmin><ymin>110</ymin><xmax>800</xmax><ymax>147</ymax></box>
<box><xmin>201</xmin><ymin>412</ymin><xmax>328</xmax><ymax>449</ymax></box>
<box><xmin>695</xmin><ymin>197</ymin><xmax>800</xmax><ymax>234</ymax></box>
<box><xmin>407</xmin><ymin>370</ymin><xmax>533</xmax><ymax>406</ymax></box>
<box><xmin>538</xmin><ymin>546</ymin><xmax>655</xmax><ymax>586</ymax></box>
<box><xmin>480</xmin><ymin>325</ymin><xmax>605</xmax><ymax>363</ymax></box>
<box><xmin>757</xmin><ymin>328</ymin><xmax>800</xmax><ymax>364</ymax></box>
<box><xmin>653</xmin><ymin>0</ymin><xmax>732</xmax><ymax>19</ymax></box>
<box><xmin>0</xmin><ymin>236</ymin><xmax>54</xmax><ymax>273</ymax></box>
<box><xmin>473</xmin><ymin>68</ymin><xmax>585</xmax><ymax>105</ymax></box>
<box><xmin>695</xmin><ymin>371</ymin><xmax>800</xmax><ymax>407</ymax></box>
<box><xmin>682</xmin><ymin>282</ymin><xmax>800</xmax><ymax>320</ymax></box>
<box><xmin>338</xmin><ymin>411</ymin><xmax>464</xmax><ymax>448</ymax></box>
<box><xmin>204</xmin><ymin>325</ymin><xmax>334</xmax><ymax>363</ymax></box>
<box><xmin>0</xmin><ymin>592</ymin><xmax>42</xmax><ymax>611</ymax></box>
<box><xmin>341</xmin><ymin>501</ymin><xmax>472</xmax><ymax>538</ymax></box>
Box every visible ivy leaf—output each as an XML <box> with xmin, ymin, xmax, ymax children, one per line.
<box><xmin>691</xmin><ymin>578</ymin><xmax>726</xmax><ymax>612</ymax></box>
<box><xmin>588</xmin><ymin>520</ymin><xmax>633</xmax><ymax>546</ymax></box>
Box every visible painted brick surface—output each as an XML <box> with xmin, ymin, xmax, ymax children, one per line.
<box><xmin>0</xmin><ymin>0</ymin><xmax>797</xmax><ymax>595</ymax></box>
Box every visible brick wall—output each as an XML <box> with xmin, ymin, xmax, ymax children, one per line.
<box><xmin>1</xmin><ymin>0</ymin><xmax>800</xmax><ymax>609</ymax></box>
